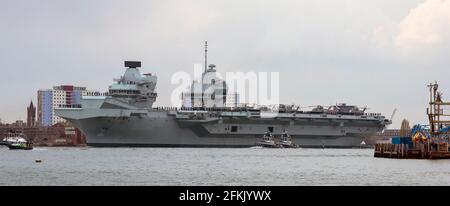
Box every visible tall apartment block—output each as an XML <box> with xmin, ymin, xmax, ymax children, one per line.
<box><xmin>37</xmin><ymin>85</ymin><xmax>101</xmax><ymax>126</ymax></box>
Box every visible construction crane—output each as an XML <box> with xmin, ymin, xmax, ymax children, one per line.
<box><xmin>390</xmin><ymin>108</ymin><xmax>397</xmax><ymax>122</ymax></box>
<box><xmin>427</xmin><ymin>82</ymin><xmax>450</xmax><ymax>135</ymax></box>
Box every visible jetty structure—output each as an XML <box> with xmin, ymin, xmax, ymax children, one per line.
<box><xmin>374</xmin><ymin>82</ymin><xmax>450</xmax><ymax>159</ymax></box>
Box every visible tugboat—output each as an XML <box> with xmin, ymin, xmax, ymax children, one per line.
<box><xmin>1</xmin><ymin>132</ymin><xmax>33</xmax><ymax>150</ymax></box>
<box><xmin>255</xmin><ymin>131</ymin><xmax>279</xmax><ymax>148</ymax></box>
<box><xmin>276</xmin><ymin>130</ymin><xmax>299</xmax><ymax>148</ymax></box>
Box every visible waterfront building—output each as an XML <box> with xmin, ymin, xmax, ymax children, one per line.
<box><xmin>0</xmin><ymin>123</ymin><xmax>87</xmax><ymax>146</ymax></box>
<box><xmin>11</xmin><ymin>120</ymin><xmax>26</xmax><ymax>127</ymax></box>
<box><xmin>365</xmin><ymin>129</ymin><xmax>405</xmax><ymax>145</ymax></box>
<box><xmin>225</xmin><ymin>93</ymin><xmax>240</xmax><ymax>108</ymax></box>
<box><xmin>37</xmin><ymin>85</ymin><xmax>103</xmax><ymax>126</ymax></box>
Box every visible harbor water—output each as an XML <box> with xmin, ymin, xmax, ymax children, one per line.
<box><xmin>0</xmin><ymin>147</ymin><xmax>449</xmax><ymax>186</ymax></box>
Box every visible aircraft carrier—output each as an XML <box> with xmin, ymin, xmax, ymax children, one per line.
<box><xmin>56</xmin><ymin>48</ymin><xmax>391</xmax><ymax>148</ymax></box>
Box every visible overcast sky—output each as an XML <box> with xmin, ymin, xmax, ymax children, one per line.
<box><xmin>1</xmin><ymin>0</ymin><xmax>449</xmax><ymax>128</ymax></box>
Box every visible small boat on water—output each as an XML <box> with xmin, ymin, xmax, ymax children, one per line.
<box><xmin>255</xmin><ymin>131</ymin><xmax>279</xmax><ymax>148</ymax></box>
<box><xmin>254</xmin><ymin>130</ymin><xmax>300</xmax><ymax>148</ymax></box>
<box><xmin>1</xmin><ymin>132</ymin><xmax>33</xmax><ymax>150</ymax></box>
<box><xmin>8</xmin><ymin>140</ymin><xmax>33</xmax><ymax>150</ymax></box>
<box><xmin>277</xmin><ymin>130</ymin><xmax>300</xmax><ymax>148</ymax></box>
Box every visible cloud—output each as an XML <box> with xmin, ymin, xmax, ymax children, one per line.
<box><xmin>374</xmin><ymin>0</ymin><xmax>450</xmax><ymax>56</ymax></box>
<box><xmin>372</xmin><ymin>25</ymin><xmax>392</xmax><ymax>49</ymax></box>
<box><xmin>395</xmin><ymin>0</ymin><xmax>450</xmax><ymax>52</ymax></box>
<box><xmin>148</xmin><ymin>0</ymin><xmax>221</xmax><ymax>38</ymax></box>
<box><xmin>0</xmin><ymin>0</ymin><xmax>447</xmax><ymax>128</ymax></box>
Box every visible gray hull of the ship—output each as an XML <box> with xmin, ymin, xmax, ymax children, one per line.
<box><xmin>69</xmin><ymin>115</ymin><xmax>378</xmax><ymax>148</ymax></box>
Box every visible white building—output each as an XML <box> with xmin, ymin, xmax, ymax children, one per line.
<box><xmin>38</xmin><ymin>85</ymin><xmax>103</xmax><ymax>126</ymax></box>
<box><xmin>226</xmin><ymin>93</ymin><xmax>240</xmax><ymax>108</ymax></box>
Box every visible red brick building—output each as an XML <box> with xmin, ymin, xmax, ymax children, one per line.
<box><xmin>0</xmin><ymin>124</ymin><xmax>86</xmax><ymax>146</ymax></box>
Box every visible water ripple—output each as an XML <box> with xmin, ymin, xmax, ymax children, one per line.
<box><xmin>0</xmin><ymin>147</ymin><xmax>449</xmax><ymax>185</ymax></box>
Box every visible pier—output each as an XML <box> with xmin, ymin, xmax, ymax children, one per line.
<box><xmin>374</xmin><ymin>82</ymin><xmax>450</xmax><ymax>160</ymax></box>
<box><xmin>374</xmin><ymin>142</ymin><xmax>450</xmax><ymax>159</ymax></box>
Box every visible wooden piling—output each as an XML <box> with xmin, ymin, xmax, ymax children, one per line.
<box><xmin>374</xmin><ymin>142</ymin><xmax>450</xmax><ymax>159</ymax></box>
